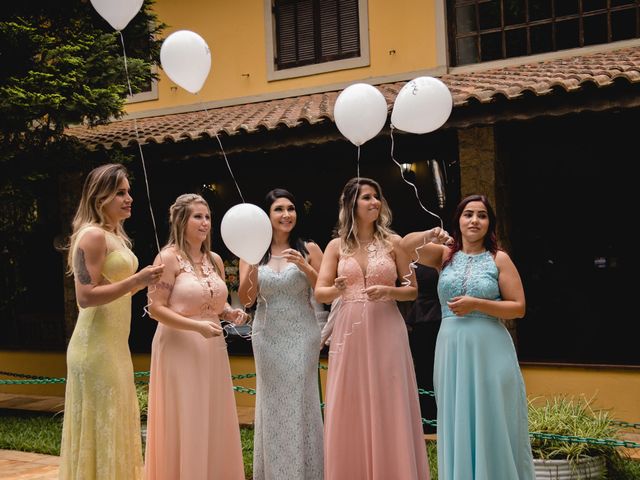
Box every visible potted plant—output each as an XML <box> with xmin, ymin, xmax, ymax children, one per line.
<box><xmin>528</xmin><ymin>396</ymin><xmax>632</xmax><ymax>479</ymax></box>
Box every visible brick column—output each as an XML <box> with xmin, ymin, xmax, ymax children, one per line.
<box><xmin>456</xmin><ymin>126</ymin><xmax>518</xmax><ymax>347</ymax></box>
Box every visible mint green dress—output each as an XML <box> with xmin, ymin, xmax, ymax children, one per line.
<box><xmin>435</xmin><ymin>251</ymin><xmax>534</xmax><ymax>480</ymax></box>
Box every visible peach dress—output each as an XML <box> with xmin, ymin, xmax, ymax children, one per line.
<box><xmin>144</xmin><ymin>254</ymin><xmax>244</xmax><ymax>480</ymax></box>
<box><xmin>323</xmin><ymin>244</ymin><xmax>430</xmax><ymax>479</ymax></box>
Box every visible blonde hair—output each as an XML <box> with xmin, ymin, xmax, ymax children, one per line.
<box><xmin>67</xmin><ymin>164</ymin><xmax>131</xmax><ymax>273</ymax></box>
<box><xmin>165</xmin><ymin>193</ymin><xmax>220</xmax><ymax>275</ymax></box>
<box><xmin>336</xmin><ymin>177</ymin><xmax>394</xmax><ymax>255</ymax></box>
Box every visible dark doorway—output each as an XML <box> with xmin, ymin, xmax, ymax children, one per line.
<box><xmin>502</xmin><ymin>109</ymin><xmax>635</xmax><ymax>365</ymax></box>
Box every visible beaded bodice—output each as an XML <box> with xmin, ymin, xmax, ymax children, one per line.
<box><xmin>438</xmin><ymin>250</ymin><xmax>500</xmax><ymax>319</ymax></box>
<box><xmin>337</xmin><ymin>243</ymin><xmax>397</xmax><ymax>302</ymax></box>
<box><xmin>256</xmin><ymin>263</ymin><xmax>313</xmax><ymax>313</ymax></box>
<box><xmin>168</xmin><ymin>254</ymin><xmax>227</xmax><ymax>319</ymax></box>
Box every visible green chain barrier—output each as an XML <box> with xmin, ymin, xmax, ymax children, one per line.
<box><xmin>612</xmin><ymin>420</ymin><xmax>640</xmax><ymax>430</ymax></box>
<box><xmin>529</xmin><ymin>431</ymin><xmax>640</xmax><ymax>449</ymax></box>
<box><xmin>4</xmin><ymin>368</ymin><xmax>640</xmax><ymax>449</ymax></box>
<box><xmin>233</xmin><ymin>385</ymin><xmax>256</xmax><ymax>395</ymax></box>
<box><xmin>0</xmin><ymin>371</ymin><xmax>55</xmax><ymax>380</ymax></box>
<box><xmin>0</xmin><ymin>377</ymin><xmax>66</xmax><ymax>385</ymax></box>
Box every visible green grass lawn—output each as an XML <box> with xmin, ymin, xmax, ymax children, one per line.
<box><xmin>2</xmin><ymin>410</ymin><xmax>636</xmax><ymax>480</ymax></box>
<box><xmin>0</xmin><ymin>409</ymin><xmax>437</xmax><ymax>479</ymax></box>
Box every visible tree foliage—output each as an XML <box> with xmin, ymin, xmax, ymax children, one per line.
<box><xmin>0</xmin><ymin>0</ymin><xmax>164</xmax><ymax>148</ymax></box>
<box><xmin>0</xmin><ymin>0</ymin><xmax>165</xmax><ymax>334</ymax></box>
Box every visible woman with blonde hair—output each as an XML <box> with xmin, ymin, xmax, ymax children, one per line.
<box><xmin>144</xmin><ymin>193</ymin><xmax>247</xmax><ymax>480</ymax></box>
<box><xmin>59</xmin><ymin>163</ymin><xmax>164</xmax><ymax>480</ymax></box>
<box><xmin>315</xmin><ymin>177</ymin><xmax>430</xmax><ymax>479</ymax></box>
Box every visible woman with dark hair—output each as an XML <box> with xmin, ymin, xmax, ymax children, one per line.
<box><xmin>315</xmin><ymin>177</ymin><xmax>429</xmax><ymax>479</ymax></box>
<box><xmin>144</xmin><ymin>194</ymin><xmax>247</xmax><ymax>480</ymax></box>
<box><xmin>402</xmin><ymin>194</ymin><xmax>534</xmax><ymax>480</ymax></box>
<box><xmin>238</xmin><ymin>188</ymin><xmax>324</xmax><ymax>480</ymax></box>
<box><xmin>60</xmin><ymin>163</ymin><xmax>164</xmax><ymax>480</ymax></box>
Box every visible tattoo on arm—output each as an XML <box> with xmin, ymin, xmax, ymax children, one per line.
<box><xmin>74</xmin><ymin>248</ymin><xmax>94</xmax><ymax>285</ymax></box>
<box><xmin>157</xmin><ymin>281</ymin><xmax>174</xmax><ymax>292</ymax></box>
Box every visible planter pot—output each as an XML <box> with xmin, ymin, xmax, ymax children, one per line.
<box><xmin>534</xmin><ymin>456</ymin><xmax>606</xmax><ymax>480</ymax></box>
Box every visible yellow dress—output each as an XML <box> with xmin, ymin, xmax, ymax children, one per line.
<box><xmin>59</xmin><ymin>227</ymin><xmax>143</xmax><ymax>480</ymax></box>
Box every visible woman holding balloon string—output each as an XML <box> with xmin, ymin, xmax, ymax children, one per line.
<box><xmin>401</xmin><ymin>194</ymin><xmax>534</xmax><ymax>480</ymax></box>
<box><xmin>315</xmin><ymin>177</ymin><xmax>430</xmax><ymax>479</ymax></box>
<box><xmin>144</xmin><ymin>194</ymin><xmax>247</xmax><ymax>480</ymax></box>
<box><xmin>60</xmin><ymin>164</ymin><xmax>164</xmax><ymax>480</ymax></box>
<box><xmin>238</xmin><ymin>188</ymin><xmax>324</xmax><ymax>480</ymax></box>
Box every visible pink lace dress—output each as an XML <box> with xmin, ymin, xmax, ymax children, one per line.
<box><xmin>324</xmin><ymin>244</ymin><xmax>430</xmax><ymax>479</ymax></box>
<box><xmin>144</xmin><ymin>254</ymin><xmax>244</xmax><ymax>480</ymax></box>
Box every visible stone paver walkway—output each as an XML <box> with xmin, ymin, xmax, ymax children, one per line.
<box><xmin>0</xmin><ymin>450</ymin><xmax>59</xmax><ymax>480</ymax></box>
<box><xmin>0</xmin><ymin>393</ymin><xmax>256</xmax><ymax>479</ymax></box>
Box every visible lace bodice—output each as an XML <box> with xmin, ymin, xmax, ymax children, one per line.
<box><xmin>256</xmin><ymin>263</ymin><xmax>313</xmax><ymax>313</ymax></box>
<box><xmin>438</xmin><ymin>250</ymin><xmax>501</xmax><ymax>319</ymax></box>
<box><xmin>337</xmin><ymin>244</ymin><xmax>397</xmax><ymax>302</ymax></box>
<box><xmin>168</xmin><ymin>254</ymin><xmax>228</xmax><ymax>318</ymax></box>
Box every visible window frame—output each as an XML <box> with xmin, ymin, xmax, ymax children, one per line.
<box><xmin>447</xmin><ymin>0</ymin><xmax>640</xmax><ymax>67</ymax></box>
<box><xmin>126</xmin><ymin>66</ymin><xmax>159</xmax><ymax>104</ymax></box>
<box><xmin>264</xmin><ymin>0</ymin><xmax>370</xmax><ymax>81</ymax></box>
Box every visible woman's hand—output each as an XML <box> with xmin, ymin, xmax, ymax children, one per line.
<box><xmin>224</xmin><ymin>307</ymin><xmax>249</xmax><ymax>325</ymax></box>
<box><xmin>447</xmin><ymin>296</ymin><xmax>477</xmax><ymax>316</ymax></box>
<box><xmin>135</xmin><ymin>264</ymin><xmax>165</xmax><ymax>287</ymax></box>
<box><xmin>333</xmin><ymin>275</ymin><xmax>348</xmax><ymax>292</ymax></box>
<box><xmin>426</xmin><ymin>227</ymin><xmax>453</xmax><ymax>245</ymax></box>
<box><xmin>282</xmin><ymin>248</ymin><xmax>308</xmax><ymax>270</ymax></box>
<box><xmin>363</xmin><ymin>285</ymin><xmax>390</xmax><ymax>301</ymax></box>
<box><xmin>197</xmin><ymin>320</ymin><xmax>223</xmax><ymax>338</ymax></box>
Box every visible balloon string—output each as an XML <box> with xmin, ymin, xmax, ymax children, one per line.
<box><xmin>389</xmin><ymin>126</ymin><xmax>443</xmax><ymax>229</ymax></box>
<box><xmin>345</xmin><ymin>145</ymin><xmax>362</xmax><ymax>250</ymax></box>
<box><xmin>221</xmin><ymin>264</ymin><xmax>259</xmax><ymax>343</ymax></box>
<box><xmin>118</xmin><ymin>31</ymin><xmax>162</xmax><ymax>257</ymax></box>
<box><xmin>201</xmin><ymin>104</ymin><xmax>245</xmax><ymax>203</ymax></box>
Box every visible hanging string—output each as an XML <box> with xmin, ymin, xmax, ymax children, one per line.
<box><xmin>118</xmin><ymin>32</ymin><xmax>162</xmax><ymax>256</ymax></box>
<box><xmin>389</xmin><ymin>125</ymin><xmax>447</xmax><ymax>286</ymax></box>
<box><xmin>118</xmin><ymin>31</ymin><xmax>164</xmax><ymax>320</ymax></box>
<box><xmin>389</xmin><ymin>125</ymin><xmax>443</xmax><ymax>229</ymax></box>
<box><xmin>201</xmin><ymin>105</ymin><xmax>245</xmax><ymax>203</ymax></box>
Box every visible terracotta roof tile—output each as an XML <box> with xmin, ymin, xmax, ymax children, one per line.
<box><xmin>67</xmin><ymin>46</ymin><xmax>640</xmax><ymax>149</ymax></box>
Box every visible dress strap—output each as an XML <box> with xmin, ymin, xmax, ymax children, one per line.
<box><xmin>175</xmin><ymin>253</ymin><xmax>194</xmax><ymax>274</ymax></box>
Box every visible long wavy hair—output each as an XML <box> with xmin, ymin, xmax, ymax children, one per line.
<box><xmin>336</xmin><ymin>177</ymin><xmax>395</xmax><ymax>255</ymax></box>
<box><xmin>443</xmin><ymin>194</ymin><xmax>498</xmax><ymax>268</ymax></box>
<box><xmin>165</xmin><ymin>193</ymin><xmax>220</xmax><ymax>275</ymax></box>
<box><xmin>67</xmin><ymin>163</ymin><xmax>131</xmax><ymax>273</ymax></box>
<box><xmin>259</xmin><ymin>188</ymin><xmax>309</xmax><ymax>265</ymax></box>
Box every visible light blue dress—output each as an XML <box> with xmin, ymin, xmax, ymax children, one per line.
<box><xmin>435</xmin><ymin>250</ymin><xmax>535</xmax><ymax>480</ymax></box>
<box><xmin>252</xmin><ymin>261</ymin><xmax>324</xmax><ymax>480</ymax></box>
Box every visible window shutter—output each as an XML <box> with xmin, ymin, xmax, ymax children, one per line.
<box><xmin>319</xmin><ymin>0</ymin><xmax>359</xmax><ymax>59</ymax></box>
<box><xmin>275</xmin><ymin>0</ymin><xmax>316</xmax><ymax>68</ymax></box>
<box><xmin>275</xmin><ymin>0</ymin><xmax>360</xmax><ymax>69</ymax></box>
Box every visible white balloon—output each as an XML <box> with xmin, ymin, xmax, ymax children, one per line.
<box><xmin>221</xmin><ymin>204</ymin><xmax>272</xmax><ymax>265</ymax></box>
<box><xmin>391</xmin><ymin>76</ymin><xmax>453</xmax><ymax>134</ymax></box>
<box><xmin>333</xmin><ymin>83</ymin><xmax>388</xmax><ymax>146</ymax></box>
<box><xmin>160</xmin><ymin>30</ymin><xmax>212</xmax><ymax>94</ymax></box>
<box><xmin>90</xmin><ymin>0</ymin><xmax>143</xmax><ymax>31</ymax></box>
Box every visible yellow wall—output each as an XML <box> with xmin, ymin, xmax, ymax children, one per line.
<box><xmin>4</xmin><ymin>351</ymin><xmax>635</xmax><ymax>423</ymax></box>
<box><xmin>126</xmin><ymin>0</ymin><xmax>439</xmax><ymax>113</ymax></box>
<box><xmin>522</xmin><ymin>364</ymin><xmax>640</xmax><ymax>423</ymax></box>
<box><xmin>0</xmin><ymin>351</ymin><xmax>328</xmax><ymax>408</ymax></box>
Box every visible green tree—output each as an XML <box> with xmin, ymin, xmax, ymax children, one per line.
<box><xmin>0</xmin><ymin>0</ymin><xmax>165</xmax><ymax>343</ymax></box>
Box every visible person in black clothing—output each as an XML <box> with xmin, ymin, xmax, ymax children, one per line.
<box><xmin>405</xmin><ymin>263</ymin><xmax>441</xmax><ymax>434</ymax></box>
